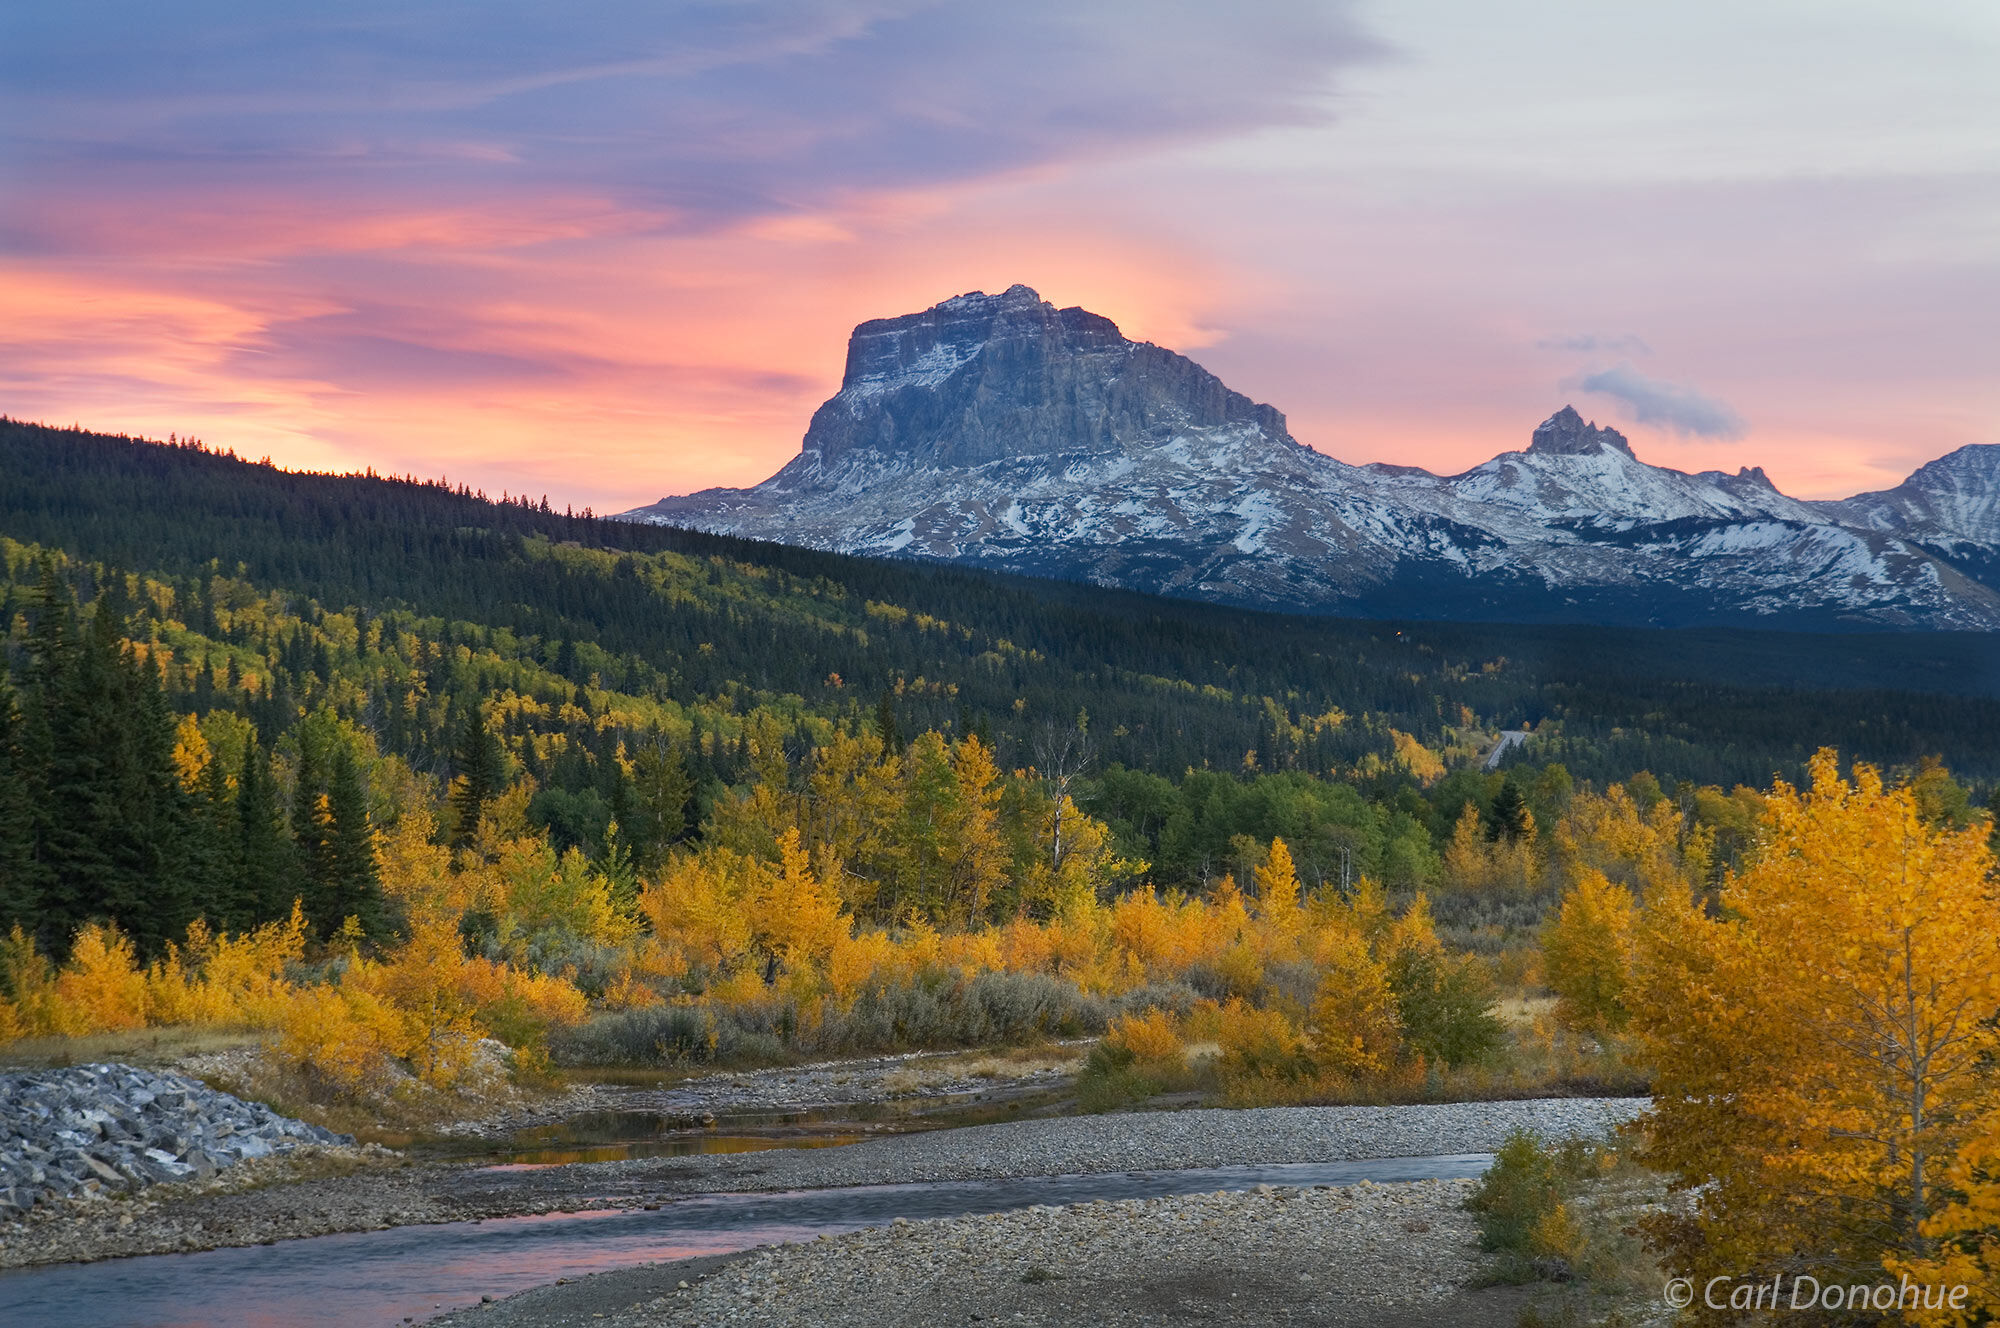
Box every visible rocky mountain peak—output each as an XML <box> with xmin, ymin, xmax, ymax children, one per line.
<box><xmin>1527</xmin><ymin>406</ymin><xmax>1634</xmax><ymax>458</ymax></box>
<box><xmin>618</xmin><ymin>292</ymin><xmax>2000</xmax><ymax>633</ymax></box>
<box><xmin>798</xmin><ymin>286</ymin><xmax>1290</xmax><ymax>474</ymax></box>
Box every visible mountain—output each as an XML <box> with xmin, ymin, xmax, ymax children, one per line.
<box><xmin>621</xmin><ymin>287</ymin><xmax>2000</xmax><ymax>632</ymax></box>
<box><xmin>6</xmin><ymin>416</ymin><xmax>2000</xmax><ymax>796</ymax></box>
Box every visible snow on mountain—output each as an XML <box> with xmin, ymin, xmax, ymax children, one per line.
<box><xmin>1817</xmin><ymin>445</ymin><xmax>2000</xmax><ymax>553</ymax></box>
<box><xmin>620</xmin><ymin>287</ymin><xmax>2000</xmax><ymax>632</ymax></box>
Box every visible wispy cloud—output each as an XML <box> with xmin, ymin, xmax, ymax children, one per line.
<box><xmin>0</xmin><ymin>2</ymin><xmax>1378</xmax><ymax>234</ymax></box>
<box><xmin>1576</xmin><ymin>364</ymin><xmax>1744</xmax><ymax>439</ymax></box>
<box><xmin>1538</xmin><ymin>332</ymin><xmax>1651</xmax><ymax>355</ymax></box>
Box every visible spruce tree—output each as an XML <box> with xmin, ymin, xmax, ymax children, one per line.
<box><xmin>291</xmin><ymin>731</ymin><xmax>334</xmax><ymax>916</ymax></box>
<box><xmin>0</xmin><ymin>675</ymin><xmax>36</xmax><ymax>933</ymax></box>
<box><xmin>32</xmin><ymin>586</ymin><xmax>123</xmax><ymax>952</ymax></box>
<box><xmin>875</xmin><ymin>692</ymin><xmax>902</xmax><ymax>752</ymax></box>
<box><xmin>236</xmin><ymin>735</ymin><xmax>295</xmax><ymax>926</ymax></box>
<box><xmin>321</xmin><ymin>745</ymin><xmax>382</xmax><ymax>937</ymax></box>
<box><xmin>1486</xmin><ymin>777</ymin><xmax>1532</xmax><ymax>843</ymax></box>
<box><xmin>450</xmin><ymin>703</ymin><xmax>504</xmax><ymax>848</ymax></box>
<box><xmin>128</xmin><ymin>649</ymin><xmax>197</xmax><ymax>951</ymax></box>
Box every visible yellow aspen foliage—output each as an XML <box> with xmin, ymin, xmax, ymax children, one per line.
<box><xmin>1630</xmin><ymin>750</ymin><xmax>2000</xmax><ymax>1307</ymax></box>
<box><xmin>1540</xmin><ymin>869</ymin><xmax>1635</xmax><ymax>1034</ymax></box>
<box><xmin>1253</xmin><ymin>838</ymin><xmax>1304</xmax><ymax>939</ymax></box>
<box><xmin>199</xmin><ymin>903</ymin><xmax>307</xmax><ymax>1026</ymax></box>
<box><xmin>170</xmin><ymin>713</ymin><xmax>212</xmax><ymax>791</ymax></box>
<box><xmin>1388</xmin><ymin>728</ymin><xmax>1446</xmax><ymax>784</ymax></box>
<box><xmin>1320</xmin><ymin>875</ymin><xmax>1391</xmax><ymax>947</ymax></box>
<box><xmin>53</xmin><ymin>924</ymin><xmax>146</xmax><ymax>1035</ymax></box>
<box><xmin>749</xmin><ymin>828</ymin><xmax>846</xmax><ymax>967</ymax></box>
<box><xmin>1216</xmin><ymin>998</ymin><xmax>1312</xmax><ymax>1088</ymax></box>
<box><xmin>944</xmin><ymin>734</ymin><xmax>1008</xmax><ymax>922</ymax></box>
<box><xmin>1556</xmin><ymin>782</ymin><xmax>1710</xmax><ymax>893</ymax></box>
<box><xmin>1900</xmin><ymin>1122</ymin><xmax>2000</xmax><ymax>1326</ymax></box>
<box><xmin>827</xmin><ymin>929</ymin><xmax>897</xmax><ymax>1003</ymax></box>
<box><xmin>1442</xmin><ymin>802</ymin><xmax>1489</xmax><ymax>890</ymax></box>
<box><xmin>378</xmin><ymin>807</ymin><xmax>461</xmax><ymax>920</ymax></box>
<box><xmin>357</xmin><ymin>913</ymin><xmax>486</xmax><ymax>1086</ymax></box>
<box><xmin>1104</xmin><ymin>1008</ymin><xmax>1185</xmax><ymax>1070</ymax></box>
<box><xmin>638</xmin><ymin>849</ymin><xmax>756</xmax><ymax>974</ymax></box>
<box><xmin>277</xmin><ymin>982</ymin><xmax>410</xmax><ymax>1094</ymax></box>
<box><xmin>1207</xmin><ymin>874</ymin><xmax>1252</xmax><ymax>943</ymax></box>
<box><xmin>1381</xmin><ymin>891</ymin><xmax>1443</xmax><ymax>962</ymax></box>
<box><xmin>0</xmin><ymin>925</ymin><xmax>61</xmax><ymax>1037</ymax></box>
<box><xmin>1309</xmin><ymin>928</ymin><xmax>1403</xmax><ymax>1077</ymax></box>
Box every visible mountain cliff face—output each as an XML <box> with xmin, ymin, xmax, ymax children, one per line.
<box><xmin>623</xmin><ymin>287</ymin><xmax>2000</xmax><ymax>631</ymax></box>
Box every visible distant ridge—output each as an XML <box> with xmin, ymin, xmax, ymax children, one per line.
<box><xmin>621</xmin><ymin>287</ymin><xmax>2000</xmax><ymax>632</ymax></box>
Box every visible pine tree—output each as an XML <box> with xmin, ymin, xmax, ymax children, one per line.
<box><xmin>235</xmin><ymin>734</ymin><xmax>295</xmax><ymax>926</ymax></box>
<box><xmin>625</xmin><ymin>736</ymin><xmax>695</xmax><ymax>873</ymax></box>
<box><xmin>321</xmin><ymin>745</ymin><xmax>382</xmax><ymax>937</ymax></box>
<box><xmin>1486</xmin><ymin>777</ymin><xmax>1532</xmax><ymax>842</ymax></box>
<box><xmin>0</xmin><ymin>674</ymin><xmax>36</xmax><ymax>932</ymax></box>
<box><xmin>874</xmin><ymin>692</ymin><xmax>902</xmax><ymax>753</ymax></box>
<box><xmin>449</xmin><ymin>703</ymin><xmax>504</xmax><ymax>848</ymax></box>
<box><xmin>291</xmin><ymin>730</ymin><xmax>334</xmax><ymax>914</ymax></box>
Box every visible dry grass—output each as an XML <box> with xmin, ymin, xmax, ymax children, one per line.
<box><xmin>0</xmin><ymin>1026</ymin><xmax>265</xmax><ymax>1072</ymax></box>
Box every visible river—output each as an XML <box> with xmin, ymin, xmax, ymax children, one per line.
<box><xmin>0</xmin><ymin>1153</ymin><xmax>1492</xmax><ymax>1327</ymax></box>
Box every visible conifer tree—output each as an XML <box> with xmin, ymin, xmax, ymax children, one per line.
<box><xmin>450</xmin><ymin>703</ymin><xmax>504</xmax><ymax>848</ymax></box>
<box><xmin>235</xmin><ymin>734</ymin><xmax>294</xmax><ymax>926</ymax></box>
<box><xmin>321</xmin><ymin>745</ymin><xmax>382</xmax><ymax>937</ymax></box>
<box><xmin>874</xmin><ymin>692</ymin><xmax>902</xmax><ymax>753</ymax></box>
<box><xmin>0</xmin><ymin>675</ymin><xmax>35</xmax><ymax>933</ymax></box>
<box><xmin>1486</xmin><ymin>777</ymin><xmax>1532</xmax><ymax>842</ymax></box>
<box><xmin>291</xmin><ymin>730</ymin><xmax>334</xmax><ymax>910</ymax></box>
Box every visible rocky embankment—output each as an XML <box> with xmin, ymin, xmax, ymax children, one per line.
<box><xmin>0</xmin><ymin>1063</ymin><xmax>350</xmax><ymax>1216</ymax></box>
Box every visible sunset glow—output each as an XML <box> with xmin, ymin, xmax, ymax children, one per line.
<box><xmin>4</xmin><ymin>1</ymin><xmax>1994</xmax><ymax>510</ymax></box>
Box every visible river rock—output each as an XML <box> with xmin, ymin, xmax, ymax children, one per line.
<box><xmin>0</xmin><ymin>1063</ymin><xmax>352</xmax><ymax>1216</ymax></box>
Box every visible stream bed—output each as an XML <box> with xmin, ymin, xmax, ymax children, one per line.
<box><xmin>0</xmin><ymin>1153</ymin><xmax>1493</xmax><ymax>1327</ymax></box>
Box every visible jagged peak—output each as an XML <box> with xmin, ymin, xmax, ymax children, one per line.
<box><xmin>935</xmin><ymin>283</ymin><xmax>1046</xmax><ymax>313</ymax></box>
<box><xmin>1906</xmin><ymin>442</ymin><xmax>2000</xmax><ymax>484</ymax></box>
<box><xmin>1528</xmin><ymin>405</ymin><xmax>1635</xmax><ymax>457</ymax></box>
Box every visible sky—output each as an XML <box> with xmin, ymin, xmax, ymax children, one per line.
<box><xmin>2</xmin><ymin>1</ymin><xmax>1995</xmax><ymax>510</ymax></box>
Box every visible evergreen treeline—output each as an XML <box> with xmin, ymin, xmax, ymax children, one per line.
<box><xmin>5</xmin><ymin>418</ymin><xmax>2000</xmax><ymax>790</ymax></box>
<box><xmin>3</xmin><ymin>418</ymin><xmax>1999</xmax><ymax>958</ymax></box>
<box><xmin>0</xmin><ymin>560</ymin><xmax>380</xmax><ymax>954</ymax></box>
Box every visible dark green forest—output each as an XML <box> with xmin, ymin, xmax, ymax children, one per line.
<box><xmin>3</xmin><ymin>417</ymin><xmax>1997</xmax><ymax>953</ymax></box>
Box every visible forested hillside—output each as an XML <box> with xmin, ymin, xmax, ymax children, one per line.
<box><xmin>2</xmin><ymin>415</ymin><xmax>1998</xmax><ymax>954</ymax></box>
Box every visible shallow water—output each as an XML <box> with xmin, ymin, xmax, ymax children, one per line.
<box><xmin>476</xmin><ymin>1109</ymin><xmax>870</xmax><ymax>1167</ymax></box>
<box><xmin>0</xmin><ymin>1153</ymin><xmax>1492</xmax><ymax>1328</ymax></box>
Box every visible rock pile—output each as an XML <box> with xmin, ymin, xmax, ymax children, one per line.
<box><xmin>0</xmin><ymin>1063</ymin><xmax>351</xmax><ymax>1215</ymax></box>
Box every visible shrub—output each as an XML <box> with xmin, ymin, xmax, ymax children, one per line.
<box><xmin>1387</xmin><ymin>944</ymin><xmax>1503</xmax><ymax>1068</ymax></box>
<box><xmin>552</xmin><ymin>1003</ymin><xmax>716</xmax><ymax>1066</ymax></box>
<box><xmin>53</xmin><ymin>924</ymin><xmax>146</xmax><ymax>1035</ymax></box>
<box><xmin>1105</xmin><ymin>1008</ymin><xmax>1184</xmax><ymax>1065</ymax></box>
<box><xmin>1216</xmin><ymin>998</ymin><xmax>1312</xmax><ymax>1085</ymax></box>
<box><xmin>1465</xmin><ymin>1130</ymin><xmax>1611</xmax><ymax>1281</ymax></box>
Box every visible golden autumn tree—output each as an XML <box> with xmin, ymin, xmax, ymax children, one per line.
<box><xmin>1253</xmin><ymin>837</ymin><xmax>1304</xmax><ymax>946</ymax></box>
<box><xmin>1630</xmin><ymin>750</ymin><xmax>2000</xmax><ymax>1310</ymax></box>
<box><xmin>749</xmin><ymin>828</ymin><xmax>846</xmax><ymax>971</ymax></box>
<box><xmin>1308</xmin><ymin>927</ymin><xmax>1403</xmax><ymax>1077</ymax></box>
<box><xmin>1540</xmin><ymin>868</ymin><xmax>1635</xmax><ymax>1035</ymax></box>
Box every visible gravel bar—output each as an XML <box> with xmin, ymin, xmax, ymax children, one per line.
<box><xmin>435</xmin><ymin>1178</ymin><xmax>1550</xmax><ymax>1328</ymax></box>
<box><xmin>4</xmin><ymin>1097</ymin><xmax>1646</xmax><ymax>1269</ymax></box>
<box><xmin>566</xmin><ymin>1096</ymin><xmax>1649</xmax><ymax>1196</ymax></box>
